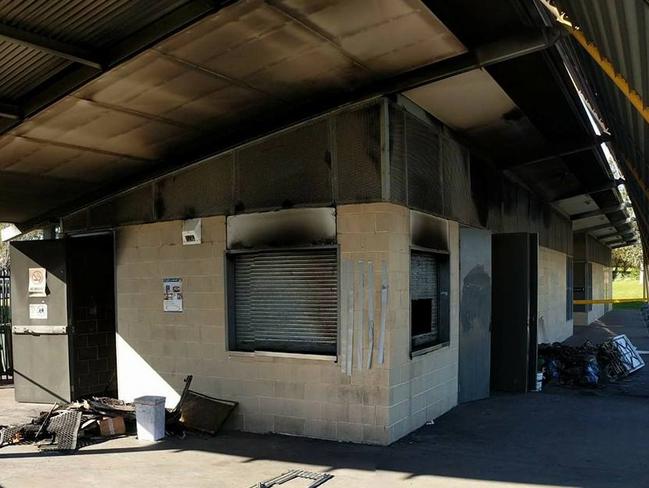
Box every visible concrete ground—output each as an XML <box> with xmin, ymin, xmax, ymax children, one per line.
<box><xmin>1</xmin><ymin>310</ymin><xmax>648</xmax><ymax>488</ymax></box>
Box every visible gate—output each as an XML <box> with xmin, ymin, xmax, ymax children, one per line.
<box><xmin>0</xmin><ymin>267</ymin><xmax>12</xmax><ymax>383</ymax></box>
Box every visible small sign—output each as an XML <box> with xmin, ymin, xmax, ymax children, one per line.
<box><xmin>29</xmin><ymin>303</ymin><xmax>48</xmax><ymax>320</ymax></box>
<box><xmin>163</xmin><ymin>277</ymin><xmax>183</xmax><ymax>312</ymax></box>
<box><xmin>28</xmin><ymin>267</ymin><xmax>47</xmax><ymax>297</ymax></box>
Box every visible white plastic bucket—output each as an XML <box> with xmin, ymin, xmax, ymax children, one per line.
<box><xmin>535</xmin><ymin>372</ymin><xmax>543</xmax><ymax>392</ymax></box>
<box><xmin>134</xmin><ymin>395</ymin><xmax>166</xmax><ymax>441</ymax></box>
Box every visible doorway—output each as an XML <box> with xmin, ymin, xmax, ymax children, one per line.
<box><xmin>491</xmin><ymin>233</ymin><xmax>539</xmax><ymax>392</ymax></box>
<box><xmin>11</xmin><ymin>234</ymin><xmax>117</xmax><ymax>403</ymax></box>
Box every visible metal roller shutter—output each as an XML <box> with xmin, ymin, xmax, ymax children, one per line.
<box><xmin>232</xmin><ymin>248</ymin><xmax>338</xmax><ymax>355</ymax></box>
<box><xmin>410</xmin><ymin>252</ymin><xmax>439</xmax><ymax>345</ymax></box>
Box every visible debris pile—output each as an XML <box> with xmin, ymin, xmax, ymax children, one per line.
<box><xmin>539</xmin><ymin>334</ymin><xmax>645</xmax><ymax>387</ymax></box>
<box><xmin>0</xmin><ymin>375</ymin><xmax>238</xmax><ymax>452</ymax></box>
<box><xmin>0</xmin><ymin>397</ymin><xmax>133</xmax><ymax>451</ymax></box>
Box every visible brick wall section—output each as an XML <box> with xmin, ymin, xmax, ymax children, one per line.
<box><xmin>386</xmin><ymin>220</ymin><xmax>460</xmax><ymax>443</ymax></box>
<box><xmin>537</xmin><ymin>246</ymin><xmax>571</xmax><ymax>344</ymax></box>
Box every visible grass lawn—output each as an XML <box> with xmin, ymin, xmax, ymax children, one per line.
<box><xmin>612</xmin><ymin>278</ymin><xmax>645</xmax><ymax>309</ymax></box>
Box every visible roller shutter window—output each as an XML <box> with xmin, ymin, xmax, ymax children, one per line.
<box><xmin>230</xmin><ymin>248</ymin><xmax>338</xmax><ymax>355</ymax></box>
<box><xmin>410</xmin><ymin>250</ymin><xmax>449</xmax><ymax>352</ymax></box>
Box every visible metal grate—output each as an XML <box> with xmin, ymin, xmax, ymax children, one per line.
<box><xmin>236</xmin><ymin>120</ymin><xmax>332</xmax><ymax>211</ymax></box>
<box><xmin>46</xmin><ymin>410</ymin><xmax>81</xmax><ymax>450</ymax></box>
<box><xmin>232</xmin><ymin>248</ymin><xmax>338</xmax><ymax>355</ymax></box>
<box><xmin>336</xmin><ymin>104</ymin><xmax>382</xmax><ymax>202</ymax></box>
<box><xmin>389</xmin><ymin>104</ymin><xmax>407</xmax><ymax>204</ymax></box>
<box><xmin>406</xmin><ymin>113</ymin><xmax>443</xmax><ymax>214</ymax></box>
<box><xmin>251</xmin><ymin>469</ymin><xmax>334</xmax><ymax>488</ymax></box>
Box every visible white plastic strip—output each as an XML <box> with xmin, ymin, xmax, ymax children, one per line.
<box><xmin>346</xmin><ymin>260</ymin><xmax>354</xmax><ymax>376</ymax></box>
<box><xmin>340</xmin><ymin>260</ymin><xmax>349</xmax><ymax>373</ymax></box>
<box><xmin>378</xmin><ymin>261</ymin><xmax>389</xmax><ymax>365</ymax></box>
<box><xmin>357</xmin><ymin>260</ymin><xmax>365</xmax><ymax>371</ymax></box>
<box><xmin>367</xmin><ymin>261</ymin><xmax>375</xmax><ymax>369</ymax></box>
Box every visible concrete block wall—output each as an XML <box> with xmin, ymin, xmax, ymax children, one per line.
<box><xmin>537</xmin><ymin>246</ymin><xmax>572</xmax><ymax>343</ymax></box>
<box><xmin>387</xmin><ymin>219</ymin><xmax>459</xmax><ymax>443</ymax></box>
<box><xmin>115</xmin><ymin>204</ymin><xmax>461</xmax><ymax>445</ymax></box>
<box><xmin>115</xmin><ymin>205</ymin><xmax>413</xmax><ymax>445</ymax></box>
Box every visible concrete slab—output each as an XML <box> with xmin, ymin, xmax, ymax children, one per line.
<box><xmin>0</xmin><ymin>310</ymin><xmax>647</xmax><ymax>488</ymax></box>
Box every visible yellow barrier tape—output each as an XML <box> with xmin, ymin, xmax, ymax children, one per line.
<box><xmin>573</xmin><ymin>298</ymin><xmax>648</xmax><ymax>305</ymax></box>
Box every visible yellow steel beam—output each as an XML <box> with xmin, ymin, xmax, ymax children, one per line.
<box><xmin>573</xmin><ymin>298</ymin><xmax>648</xmax><ymax>305</ymax></box>
<box><xmin>541</xmin><ymin>1</ymin><xmax>649</xmax><ymax>126</ymax></box>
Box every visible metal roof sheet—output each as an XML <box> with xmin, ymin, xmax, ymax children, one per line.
<box><xmin>559</xmin><ymin>0</ymin><xmax>648</xmax><ymax>247</ymax></box>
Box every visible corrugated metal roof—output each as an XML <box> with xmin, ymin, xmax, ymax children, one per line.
<box><xmin>0</xmin><ymin>0</ymin><xmax>190</xmax><ymax>48</ymax></box>
<box><xmin>0</xmin><ymin>41</ymin><xmax>69</xmax><ymax>99</ymax></box>
<box><xmin>559</xmin><ymin>0</ymin><xmax>648</xmax><ymax>247</ymax></box>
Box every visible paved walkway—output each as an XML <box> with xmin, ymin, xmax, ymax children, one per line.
<box><xmin>1</xmin><ymin>310</ymin><xmax>648</xmax><ymax>488</ymax></box>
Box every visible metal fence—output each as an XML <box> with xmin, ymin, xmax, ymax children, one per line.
<box><xmin>0</xmin><ymin>268</ymin><xmax>12</xmax><ymax>383</ymax></box>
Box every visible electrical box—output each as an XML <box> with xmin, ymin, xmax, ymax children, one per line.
<box><xmin>182</xmin><ymin>218</ymin><xmax>201</xmax><ymax>245</ymax></box>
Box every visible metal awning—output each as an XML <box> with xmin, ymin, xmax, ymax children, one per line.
<box><xmin>0</xmin><ymin>0</ymin><xmax>634</xmax><ymax>250</ymax></box>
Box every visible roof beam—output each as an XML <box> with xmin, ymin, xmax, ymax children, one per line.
<box><xmin>0</xmin><ymin>23</ymin><xmax>102</xmax><ymax>69</ymax></box>
<box><xmin>551</xmin><ymin>179</ymin><xmax>622</xmax><ymax>202</ymax></box>
<box><xmin>597</xmin><ymin>231</ymin><xmax>635</xmax><ymax>240</ymax></box>
<box><xmin>378</xmin><ymin>27</ymin><xmax>563</xmax><ymax>96</ymax></box>
<box><xmin>0</xmin><ymin>101</ymin><xmax>21</xmax><ymax>120</ymax></box>
<box><xmin>570</xmin><ymin>203</ymin><xmax>629</xmax><ymax>221</ymax></box>
<box><xmin>583</xmin><ymin>223</ymin><xmax>618</xmax><ymax>233</ymax></box>
<box><xmin>505</xmin><ymin>135</ymin><xmax>611</xmax><ymax>169</ymax></box>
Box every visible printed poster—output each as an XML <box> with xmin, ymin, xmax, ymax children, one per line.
<box><xmin>163</xmin><ymin>277</ymin><xmax>183</xmax><ymax>312</ymax></box>
<box><xmin>28</xmin><ymin>267</ymin><xmax>46</xmax><ymax>297</ymax></box>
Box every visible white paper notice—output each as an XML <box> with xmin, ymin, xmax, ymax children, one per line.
<box><xmin>29</xmin><ymin>303</ymin><xmax>48</xmax><ymax>320</ymax></box>
<box><xmin>28</xmin><ymin>267</ymin><xmax>46</xmax><ymax>297</ymax></box>
<box><xmin>163</xmin><ymin>277</ymin><xmax>183</xmax><ymax>312</ymax></box>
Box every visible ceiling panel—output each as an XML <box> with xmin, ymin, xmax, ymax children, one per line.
<box><xmin>13</xmin><ymin>97</ymin><xmax>195</xmax><ymax>160</ymax></box>
<box><xmin>573</xmin><ymin>214</ymin><xmax>609</xmax><ymax>231</ymax></box>
<box><xmin>278</xmin><ymin>0</ymin><xmax>465</xmax><ymax>74</ymax></box>
<box><xmin>0</xmin><ymin>135</ymin><xmax>153</xmax><ymax>182</ymax></box>
<box><xmin>554</xmin><ymin>194</ymin><xmax>598</xmax><ymax>215</ymax></box>
<box><xmin>404</xmin><ymin>69</ymin><xmax>516</xmax><ymax>130</ymax></box>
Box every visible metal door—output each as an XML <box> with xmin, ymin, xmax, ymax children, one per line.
<box><xmin>458</xmin><ymin>227</ymin><xmax>492</xmax><ymax>402</ymax></box>
<box><xmin>0</xmin><ymin>269</ymin><xmax>11</xmax><ymax>383</ymax></box>
<box><xmin>11</xmin><ymin>239</ymin><xmax>72</xmax><ymax>403</ymax></box>
<box><xmin>491</xmin><ymin>233</ymin><xmax>538</xmax><ymax>393</ymax></box>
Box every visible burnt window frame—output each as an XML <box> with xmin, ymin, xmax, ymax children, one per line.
<box><xmin>409</xmin><ymin>246</ymin><xmax>451</xmax><ymax>357</ymax></box>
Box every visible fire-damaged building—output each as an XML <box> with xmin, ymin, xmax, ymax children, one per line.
<box><xmin>0</xmin><ymin>0</ymin><xmax>642</xmax><ymax>445</ymax></box>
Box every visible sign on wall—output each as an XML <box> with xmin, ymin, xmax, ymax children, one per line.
<box><xmin>28</xmin><ymin>267</ymin><xmax>47</xmax><ymax>297</ymax></box>
<box><xmin>163</xmin><ymin>277</ymin><xmax>183</xmax><ymax>312</ymax></box>
<box><xmin>29</xmin><ymin>303</ymin><xmax>48</xmax><ymax>320</ymax></box>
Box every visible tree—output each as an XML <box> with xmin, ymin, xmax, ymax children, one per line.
<box><xmin>612</xmin><ymin>243</ymin><xmax>643</xmax><ymax>279</ymax></box>
<box><xmin>0</xmin><ymin>224</ymin><xmax>44</xmax><ymax>270</ymax></box>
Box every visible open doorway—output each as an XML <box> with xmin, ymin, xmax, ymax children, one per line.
<box><xmin>68</xmin><ymin>234</ymin><xmax>117</xmax><ymax>399</ymax></box>
<box><xmin>491</xmin><ymin>233</ymin><xmax>539</xmax><ymax>393</ymax></box>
